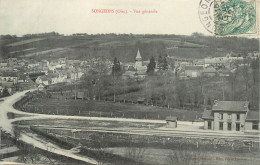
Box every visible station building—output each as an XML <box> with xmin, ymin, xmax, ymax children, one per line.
<box><xmin>202</xmin><ymin>101</ymin><xmax>259</xmax><ymax>131</ymax></box>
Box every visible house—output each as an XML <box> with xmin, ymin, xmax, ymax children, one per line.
<box><xmin>47</xmin><ymin>73</ymin><xmax>59</xmax><ymax>84</ymax></box>
<box><xmin>193</xmin><ymin>59</ymin><xmax>205</xmax><ymax>66</ymax></box>
<box><xmin>41</xmin><ymin>60</ymin><xmax>50</xmax><ymax>67</ymax></box>
<box><xmin>202</xmin><ymin>101</ymin><xmax>260</xmax><ymax>131</ymax></box>
<box><xmin>57</xmin><ymin>70</ymin><xmax>68</xmax><ymax>82</ymax></box>
<box><xmin>0</xmin><ymin>72</ymin><xmax>18</xmax><ymax>84</ymax></box>
<box><xmin>77</xmin><ymin>92</ymin><xmax>84</xmax><ymax>99</ymax></box>
<box><xmin>218</xmin><ymin>68</ymin><xmax>231</xmax><ymax>77</ymax></box>
<box><xmin>245</xmin><ymin>111</ymin><xmax>259</xmax><ymax>131</ymax></box>
<box><xmin>28</xmin><ymin>63</ymin><xmax>39</xmax><ymax>69</ymax></box>
<box><xmin>1</xmin><ymin>82</ymin><xmax>15</xmax><ymax>95</ymax></box>
<box><xmin>7</xmin><ymin>58</ymin><xmax>18</xmax><ymax>66</ymax></box>
<box><xmin>166</xmin><ymin>116</ymin><xmax>178</xmax><ymax>128</ymax></box>
<box><xmin>0</xmin><ymin>63</ymin><xmax>8</xmax><ymax>68</ymax></box>
<box><xmin>58</xmin><ymin>58</ymin><xmax>67</xmax><ymax>65</ymax></box>
<box><xmin>137</xmin><ymin>97</ymin><xmax>145</xmax><ymax>104</ymax></box>
<box><xmin>184</xmin><ymin>66</ymin><xmax>204</xmax><ymax>77</ymax></box>
<box><xmin>204</xmin><ymin>58</ymin><xmax>225</xmax><ymax>68</ymax></box>
<box><xmin>18</xmin><ymin>74</ymin><xmax>30</xmax><ymax>83</ymax></box>
<box><xmin>134</xmin><ymin>71</ymin><xmax>147</xmax><ymax>81</ymax></box>
<box><xmin>37</xmin><ymin>83</ymin><xmax>46</xmax><ymax>91</ymax></box>
<box><xmin>48</xmin><ymin>63</ymin><xmax>63</xmax><ymax>71</ymax></box>
<box><xmin>122</xmin><ymin>70</ymin><xmax>136</xmax><ymax>79</ymax></box>
<box><xmin>203</xmin><ymin>66</ymin><xmax>217</xmax><ymax>77</ymax></box>
<box><xmin>179</xmin><ymin>61</ymin><xmax>193</xmax><ymax>67</ymax></box>
<box><xmin>35</xmin><ymin>76</ymin><xmax>50</xmax><ymax>85</ymax></box>
<box><xmin>17</xmin><ymin>78</ymin><xmax>36</xmax><ymax>90</ymax></box>
<box><xmin>66</xmin><ymin>69</ymin><xmax>84</xmax><ymax>82</ymax></box>
<box><xmin>66</xmin><ymin>60</ymin><xmax>81</xmax><ymax>67</ymax></box>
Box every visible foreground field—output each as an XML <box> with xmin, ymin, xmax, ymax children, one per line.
<box><xmin>24</xmin><ymin>97</ymin><xmax>202</xmax><ymax>121</ymax></box>
<box><xmin>3</xmin><ymin>90</ymin><xmax>260</xmax><ymax>165</ymax></box>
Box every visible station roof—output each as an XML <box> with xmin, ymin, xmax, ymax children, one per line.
<box><xmin>246</xmin><ymin>110</ymin><xmax>259</xmax><ymax>121</ymax></box>
<box><xmin>212</xmin><ymin>101</ymin><xmax>248</xmax><ymax>112</ymax></box>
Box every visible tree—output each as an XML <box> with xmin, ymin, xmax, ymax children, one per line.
<box><xmin>112</xmin><ymin>57</ymin><xmax>121</xmax><ymax>76</ymax></box>
<box><xmin>112</xmin><ymin>57</ymin><xmax>122</xmax><ymax>102</ymax></box>
<box><xmin>2</xmin><ymin>87</ymin><xmax>10</xmax><ymax>97</ymax></box>
<box><xmin>146</xmin><ymin>57</ymin><xmax>156</xmax><ymax>75</ymax></box>
<box><xmin>207</xmin><ymin>97</ymin><xmax>212</xmax><ymax>106</ymax></box>
<box><xmin>167</xmin><ymin>143</ymin><xmax>202</xmax><ymax>165</ymax></box>
<box><xmin>228</xmin><ymin>68</ymin><xmax>239</xmax><ymax>100</ymax></box>
<box><xmin>162</xmin><ymin>57</ymin><xmax>168</xmax><ymax>70</ymax></box>
<box><xmin>176</xmin><ymin>80</ymin><xmax>187</xmax><ymax>108</ymax></box>
<box><xmin>157</xmin><ymin>55</ymin><xmax>163</xmax><ymax>70</ymax></box>
<box><xmin>251</xmin><ymin>57</ymin><xmax>259</xmax><ymax>85</ymax></box>
<box><xmin>250</xmin><ymin>57</ymin><xmax>259</xmax><ymax>108</ymax></box>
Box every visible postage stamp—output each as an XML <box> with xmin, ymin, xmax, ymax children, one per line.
<box><xmin>199</xmin><ymin>0</ymin><xmax>258</xmax><ymax>36</ymax></box>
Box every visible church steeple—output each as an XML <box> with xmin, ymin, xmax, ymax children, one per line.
<box><xmin>135</xmin><ymin>49</ymin><xmax>143</xmax><ymax>69</ymax></box>
<box><xmin>136</xmin><ymin>49</ymin><xmax>142</xmax><ymax>61</ymax></box>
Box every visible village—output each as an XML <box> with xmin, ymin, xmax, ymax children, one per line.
<box><xmin>0</xmin><ymin>35</ymin><xmax>259</xmax><ymax>165</ymax></box>
<box><xmin>0</xmin><ymin>49</ymin><xmax>259</xmax><ymax>95</ymax></box>
<box><xmin>1</xmin><ymin>0</ymin><xmax>260</xmax><ymax>163</ymax></box>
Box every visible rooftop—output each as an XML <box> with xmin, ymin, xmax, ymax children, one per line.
<box><xmin>203</xmin><ymin>67</ymin><xmax>217</xmax><ymax>73</ymax></box>
<box><xmin>202</xmin><ymin>110</ymin><xmax>214</xmax><ymax>120</ymax></box>
<box><xmin>246</xmin><ymin>110</ymin><xmax>259</xmax><ymax>121</ymax></box>
<box><xmin>165</xmin><ymin>116</ymin><xmax>178</xmax><ymax>121</ymax></box>
<box><xmin>0</xmin><ymin>72</ymin><xmax>18</xmax><ymax>77</ymax></box>
<box><xmin>185</xmin><ymin>66</ymin><xmax>204</xmax><ymax>70</ymax></box>
<box><xmin>212</xmin><ymin>101</ymin><xmax>249</xmax><ymax>112</ymax></box>
<box><xmin>136</xmin><ymin>49</ymin><xmax>142</xmax><ymax>61</ymax></box>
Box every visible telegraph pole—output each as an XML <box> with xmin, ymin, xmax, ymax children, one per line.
<box><xmin>74</xmin><ymin>83</ymin><xmax>77</xmax><ymax>100</ymax></box>
<box><xmin>222</xmin><ymin>77</ymin><xmax>225</xmax><ymax>101</ymax></box>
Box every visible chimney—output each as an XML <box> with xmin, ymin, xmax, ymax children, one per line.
<box><xmin>214</xmin><ymin>100</ymin><xmax>218</xmax><ymax>105</ymax></box>
<box><xmin>244</xmin><ymin>101</ymin><xmax>249</xmax><ymax>108</ymax></box>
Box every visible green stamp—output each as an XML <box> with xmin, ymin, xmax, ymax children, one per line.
<box><xmin>214</xmin><ymin>0</ymin><xmax>257</xmax><ymax>36</ymax></box>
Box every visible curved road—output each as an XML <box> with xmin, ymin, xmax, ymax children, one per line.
<box><xmin>0</xmin><ymin>90</ymin><xmax>99</xmax><ymax>165</ymax></box>
<box><xmin>1</xmin><ymin>90</ymin><xmax>259</xmax><ymax>164</ymax></box>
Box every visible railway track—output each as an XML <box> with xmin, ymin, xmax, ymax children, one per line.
<box><xmin>26</xmin><ymin>125</ymin><xmax>260</xmax><ymax>142</ymax></box>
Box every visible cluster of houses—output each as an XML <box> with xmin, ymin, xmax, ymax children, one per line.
<box><xmin>173</xmin><ymin>51</ymin><xmax>259</xmax><ymax>79</ymax></box>
<box><xmin>121</xmin><ymin>49</ymin><xmax>259</xmax><ymax>81</ymax></box>
<box><xmin>0</xmin><ymin>56</ymin><xmax>115</xmax><ymax>96</ymax></box>
<box><xmin>0</xmin><ymin>57</ymin><xmax>92</xmax><ymax>95</ymax></box>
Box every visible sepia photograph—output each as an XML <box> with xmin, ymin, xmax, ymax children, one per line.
<box><xmin>0</xmin><ymin>0</ymin><xmax>259</xmax><ymax>164</ymax></box>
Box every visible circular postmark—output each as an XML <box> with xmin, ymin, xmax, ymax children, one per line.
<box><xmin>199</xmin><ymin>0</ymin><xmax>257</xmax><ymax>36</ymax></box>
<box><xmin>198</xmin><ymin>0</ymin><xmax>215</xmax><ymax>34</ymax></box>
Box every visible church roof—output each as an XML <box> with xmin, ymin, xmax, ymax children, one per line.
<box><xmin>136</xmin><ymin>49</ymin><xmax>142</xmax><ymax>61</ymax></box>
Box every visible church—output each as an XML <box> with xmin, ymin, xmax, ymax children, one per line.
<box><xmin>122</xmin><ymin>49</ymin><xmax>148</xmax><ymax>80</ymax></box>
<box><xmin>135</xmin><ymin>49</ymin><xmax>148</xmax><ymax>73</ymax></box>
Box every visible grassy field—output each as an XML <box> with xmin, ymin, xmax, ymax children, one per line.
<box><xmin>24</xmin><ymin>97</ymin><xmax>202</xmax><ymax>121</ymax></box>
<box><xmin>16</xmin><ymin>119</ymin><xmax>165</xmax><ymax>129</ymax></box>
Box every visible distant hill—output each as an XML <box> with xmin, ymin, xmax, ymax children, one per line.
<box><xmin>0</xmin><ymin>34</ymin><xmax>258</xmax><ymax>61</ymax></box>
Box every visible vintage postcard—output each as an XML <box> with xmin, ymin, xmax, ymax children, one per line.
<box><xmin>0</xmin><ymin>0</ymin><xmax>259</xmax><ymax>165</ymax></box>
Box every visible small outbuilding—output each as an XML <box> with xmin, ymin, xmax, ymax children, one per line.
<box><xmin>37</xmin><ymin>83</ymin><xmax>46</xmax><ymax>91</ymax></box>
<box><xmin>137</xmin><ymin>97</ymin><xmax>145</xmax><ymax>104</ymax></box>
<box><xmin>77</xmin><ymin>92</ymin><xmax>85</xmax><ymax>99</ymax></box>
<box><xmin>166</xmin><ymin>116</ymin><xmax>178</xmax><ymax>128</ymax></box>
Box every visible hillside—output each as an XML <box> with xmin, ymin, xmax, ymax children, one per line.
<box><xmin>0</xmin><ymin>34</ymin><xmax>259</xmax><ymax>61</ymax></box>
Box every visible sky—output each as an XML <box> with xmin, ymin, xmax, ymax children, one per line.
<box><xmin>0</xmin><ymin>0</ymin><xmax>228</xmax><ymax>36</ymax></box>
